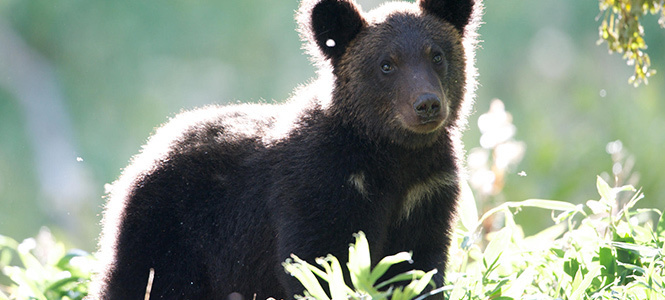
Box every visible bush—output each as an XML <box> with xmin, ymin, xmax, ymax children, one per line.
<box><xmin>445</xmin><ymin>176</ymin><xmax>664</xmax><ymax>299</ymax></box>
<box><xmin>283</xmin><ymin>176</ymin><xmax>665</xmax><ymax>300</ymax></box>
<box><xmin>283</xmin><ymin>231</ymin><xmax>437</xmax><ymax>300</ymax></box>
<box><xmin>0</xmin><ymin>228</ymin><xmax>94</xmax><ymax>300</ymax></box>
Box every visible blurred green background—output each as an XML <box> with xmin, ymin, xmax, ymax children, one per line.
<box><xmin>0</xmin><ymin>0</ymin><xmax>663</xmax><ymax>251</ymax></box>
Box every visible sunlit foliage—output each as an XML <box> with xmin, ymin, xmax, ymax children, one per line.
<box><xmin>0</xmin><ymin>228</ymin><xmax>94</xmax><ymax>300</ymax></box>
<box><xmin>597</xmin><ymin>0</ymin><xmax>665</xmax><ymax>86</ymax></box>
<box><xmin>282</xmin><ymin>176</ymin><xmax>664</xmax><ymax>300</ymax></box>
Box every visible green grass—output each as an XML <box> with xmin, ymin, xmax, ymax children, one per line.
<box><xmin>1</xmin><ymin>175</ymin><xmax>663</xmax><ymax>299</ymax></box>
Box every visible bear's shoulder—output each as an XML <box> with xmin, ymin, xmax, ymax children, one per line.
<box><xmin>117</xmin><ymin>90</ymin><xmax>329</xmax><ymax>183</ymax></box>
<box><xmin>112</xmin><ymin>105</ymin><xmax>272</xmax><ymax>189</ymax></box>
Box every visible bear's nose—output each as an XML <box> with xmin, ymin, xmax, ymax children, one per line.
<box><xmin>413</xmin><ymin>93</ymin><xmax>441</xmax><ymax>120</ymax></box>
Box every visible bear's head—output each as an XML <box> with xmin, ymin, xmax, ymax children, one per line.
<box><xmin>298</xmin><ymin>0</ymin><xmax>479</xmax><ymax>148</ymax></box>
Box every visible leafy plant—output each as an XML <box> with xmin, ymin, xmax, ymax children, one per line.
<box><xmin>283</xmin><ymin>232</ymin><xmax>438</xmax><ymax>300</ymax></box>
<box><xmin>284</xmin><ymin>174</ymin><xmax>664</xmax><ymax>300</ymax></box>
<box><xmin>597</xmin><ymin>0</ymin><xmax>665</xmax><ymax>86</ymax></box>
<box><xmin>447</xmin><ymin>175</ymin><xmax>664</xmax><ymax>299</ymax></box>
<box><xmin>0</xmin><ymin>228</ymin><xmax>94</xmax><ymax>300</ymax></box>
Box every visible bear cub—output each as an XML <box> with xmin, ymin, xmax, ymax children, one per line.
<box><xmin>92</xmin><ymin>0</ymin><xmax>480</xmax><ymax>299</ymax></box>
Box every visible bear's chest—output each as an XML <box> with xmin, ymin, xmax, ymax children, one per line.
<box><xmin>346</xmin><ymin>170</ymin><xmax>458</xmax><ymax>219</ymax></box>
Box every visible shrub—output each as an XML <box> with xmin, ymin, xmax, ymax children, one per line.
<box><xmin>0</xmin><ymin>228</ymin><xmax>94</xmax><ymax>300</ymax></box>
<box><xmin>283</xmin><ymin>176</ymin><xmax>665</xmax><ymax>300</ymax></box>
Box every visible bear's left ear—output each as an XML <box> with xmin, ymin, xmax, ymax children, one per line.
<box><xmin>419</xmin><ymin>0</ymin><xmax>475</xmax><ymax>35</ymax></box>
<box><xmin>308</xmin><ymin>0</ymin><xmax>367</xmax><ymax>64</ymax></box>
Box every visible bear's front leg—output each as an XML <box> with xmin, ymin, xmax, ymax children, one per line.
<box><xmin>384</xmin><ymin>192</ymin><xmax>457</xmax><ymax>299</ymax></box>
<box><xmin>271</xmin><ymin>191</ymin><xmax>392</xmax><ymax>298</ymax></box>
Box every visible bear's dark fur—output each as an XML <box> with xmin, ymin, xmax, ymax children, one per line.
<box><xmin>91</xmin><ymin>0</ymin><xmax>481</xmax><ymax>299</ymax></box>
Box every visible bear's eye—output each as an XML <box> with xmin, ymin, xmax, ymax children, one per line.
<box><xmin>432</xmin><ymin>54</ymin><xmax>443</xmax><ymax>65</ymax></box>
<box><xmin>380</xmin><ymin>61</ymin><xmax>394</xmax><ymax>74</ymax></box>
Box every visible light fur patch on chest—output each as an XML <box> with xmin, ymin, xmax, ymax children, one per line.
<box><xmin>348</xmin><ymin>172</ymin><xmax>369</xmax><ymax>198</ymax></box>
<box><xmin>400</xmin><ymin>172</ymin><xmax>458</xmax><ymax>220</ymax></box>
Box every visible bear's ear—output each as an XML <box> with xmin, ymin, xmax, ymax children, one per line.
<box><xmin>308</xmin><ymin>0</ymin><xmax>367</xmax><ymax>63</ymax></box>
<box><xmin>419</xmin><ymin>0</ymin><xmax>475</xmax><ymax>35</ymax></box>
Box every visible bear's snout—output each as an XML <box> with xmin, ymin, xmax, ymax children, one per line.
<box><xmin>398</xmin><ymin>92</ymin><xmax>448</xmax><ymax>134</ymax></box>
<box><xmin>413</xmin><ymin>93</ymin><xmax>443</xmax><ymax>122</ymax></box>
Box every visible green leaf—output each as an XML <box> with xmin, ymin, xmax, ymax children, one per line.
<box><xmin>0</xmin><ymin>247</ymin><xmax>12</xmax><ymax>267</ymax></box>
<box><xmin>458</xmin><ymin>181</ymin><xmax>479</xmax><ymax>233</ymax></box>
<box><xmin>587</xmin><ymin>199</ymin><xmax>610</xmax><ymax>214</ymax></box>
<box><xmin>283</xmin><ymin>255</ymin><xmax>330</xmax><ymax>300</ymax></box>
<box><xmin>599</xmin><ymin>247</ymin><xmax>617</xmax><ymax>286</ymax></box>
<box><xmin>375</xmin><ymin>270</ymin><xmax>426</xmax><ymax>290</ymax></box>
<box><xmin>564</xmin><ymin>257</ymin><xmax>581</xmax><ymax>278</ymax></box>
<box><xmin>0</xmin><ymin>235</ymin><xmax>19</xmax><ymax>249</ymax></box>
<box><xmin>503</xmin><ymin>267</ymin><xmax>535</xmax><ymax>298</ymax></box>
<box><xmin>616</xmin><ymin>261</ymin><xmax>646</xmax><ymax>274</ymax></box>
<box><xmin>610</xmin><ymin>242</ymin><xmax>660</xmax><ymax>258</ymax></box>
<box><xmin>597</xmin><ymin>176</ymin><xmax>616</xmax><ymax>207</ymax></box>
<box><xmin>347</xmin><ymin>232</ymin><xmax>379</xmax><ymax>296</ymax></box>
<box><xmin>44</xmin><ymin>276</ymin><xmax>82</xmax><ymax>296</ymax></box>
<box><xmin>570</xmin><ymin>265</ymin><xmax>602</xmax><ymax>300</ymax></box>
<box><xmin>55</xmin><ymin>250</ymin><xmax>93</xmax><ymax>278</ymax></box>
<box><xmin>370</xmin><ymin>252</ymin><xmax>413</xmax><ymax>285</ymax></box>
<box><xmin>55</xmin><ymin>250</ymin><xmax>90</xmax><ymax>270</ymax></box>
<box><xmin>551</xmin><ymin>248</ymin><xmax>565</xmax><ymax>258</ymax></box>
<box><xmin>657</xmin><ymin>211</ymin><xmax>665</xmax><ymax>236</ymax></box>
<box><xmin>3</xmin><ymin>266</ymin><xmax>47</xmax><ymax>300</ymax></box>
<box><xmin>476</xmin><ymin>199</ymin><xmax>582</xmax><ymax>233</ymax></box>
<box><xmin>447</xmin><ymin>276</ymin><xmax>470</xmax><ymax>300</ymax></box>
<box><xmin>318</xmin><ymin>255</ymin><xmax>348</xmax><ymax>300</ymax></box>
<box><xmin>484</xmin><ymin>227</ymin><xmax>511</xmax><ymax>268</ymax></box>
<box><xmin>515</xmin><ymin>199</ymin><xmax>581</xmax><ymax>212</ymax></box>
<box><xmin>523</xmin><ymin>222</ymin><xmax>566</xmax><ymax>248</ymax></box>
<box><xmin>390</xmin><ymin>286</ymin><xmax>407</xmax><ymax>300</ymax></box>
<box><xmin>348</xmin><ymin>232</ymin><xmax>372</xmax><ymax>290</ymax></box>
<box><xmin>397</xmin><ymin>269</ymin><xmax>437</xmax><ymax>300</ymax></box>
<box><xmin>485</xmin><ymin>278</ymin><xmax>510</xmax><ymax>299</ymax></box>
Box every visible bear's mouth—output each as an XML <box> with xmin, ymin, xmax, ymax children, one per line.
<box><xmin>419</xmin><ymin>116</ymin><xmax>442</xmax><ymax>125</ymax></box>
<box><xmin>410</xmin><ymin>118</ymin><xmax>444</xmax><ymax>133</ymax></box>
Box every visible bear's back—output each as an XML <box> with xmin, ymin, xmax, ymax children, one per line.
<box><xmin>95</xmin><ymin>103</ymin><xmax>299</xmax><ymax>299</ymax></box>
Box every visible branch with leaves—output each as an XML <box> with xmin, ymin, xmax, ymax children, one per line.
<box><xmin>597</xmin><ymin>0</ymin><xmax>665</xmax><ymax>86</ymax></box>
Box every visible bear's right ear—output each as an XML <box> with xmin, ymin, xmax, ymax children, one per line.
<box><xmin>304</xmin><ymin>0</ymin><xmax>367</xmax><ymax>64</ymax></box>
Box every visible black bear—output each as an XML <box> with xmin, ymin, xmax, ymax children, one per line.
<box><xmin>91</xmin><ymin>0</ymin><xmax>480</xmax><ymax>299</ymax></box>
